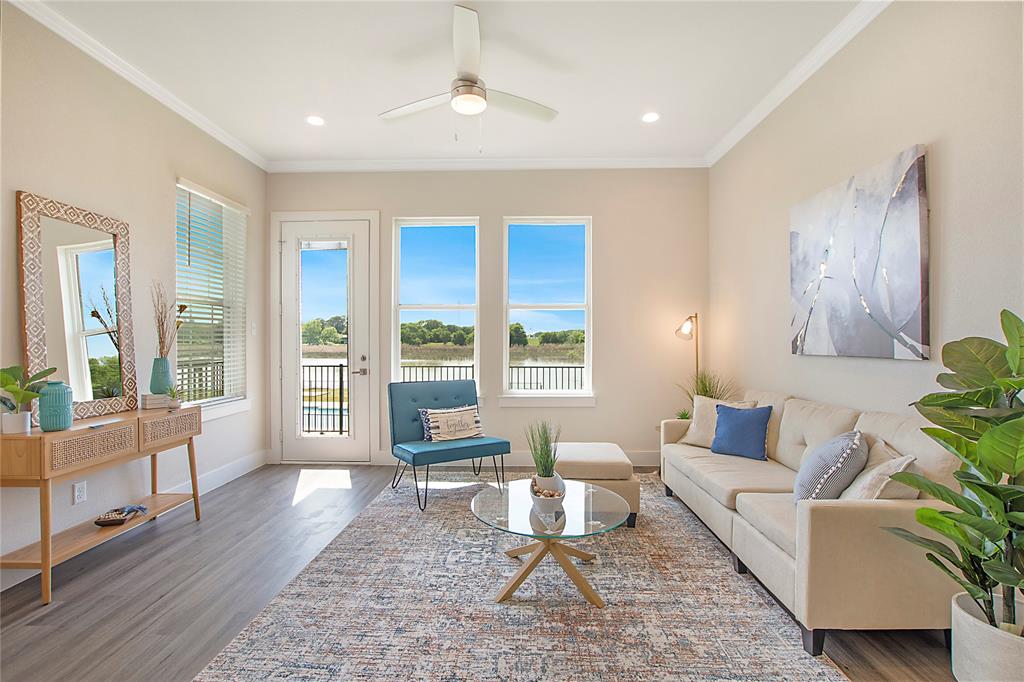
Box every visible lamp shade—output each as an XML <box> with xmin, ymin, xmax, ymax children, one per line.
<box><xmin>675</xmin><ymin>315</ymin><xmax>697</xmax><ymax>340</ymax></box>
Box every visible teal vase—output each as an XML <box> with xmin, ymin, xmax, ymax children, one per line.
<box><xmin>39</xmin><ymin>381</ymin><xmax>73</xmax><ymax>432</ymax></box>
<box><xmin>150</xmin><ymin>357</ymin><xmax>173</xmax><ymax>395</ymax></box>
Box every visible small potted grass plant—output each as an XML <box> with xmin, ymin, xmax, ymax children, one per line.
<box><xmin>527</xmin><ymin>421</ymin><xmax>565</xmax><ymax>511</ymax></box>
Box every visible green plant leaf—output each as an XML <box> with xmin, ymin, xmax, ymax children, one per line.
<box><xmin>916</xmin><ymin>507</ymin><xmax>986</xmax><ymax>558</ymax></box>
<box><xmin>982</xmin><ymin>559</ymin><xmax>1024</xmax><ymax>588</ymax></box>
<box><xmin>938</xmin><ymin>373</ymin><xmax>974</xmax><ymax>390</ymax></box>
<box><xmin>918</xmin><ymin>388</ymin><xmax>1004</xmax><ymax>409</ymax></box>
<box><xmin>926</xmin><ymin>553</ymin><xmax>990</xmax><ymax>600</ymax></box>
<box><xmin>916</xmin><ymin>407</ymin><xmax>990</xmax><ymax>440</ymax></box>
<box><xmin>922</xmin><ymin>428</ymin><xmax>997</xmax><ymax>480</ymax></box>
<box><xmin>884</xmin><ymin>527</ymin><xmax>965</xmax><ymax>568</ymax></box>
<box><xmin>939</xmin><ymin>511</ymin><xmax>1009</xmax><ymax>543</ymax></box>
<box><xmin>1004</xmin><ymin>511</ymin><xmax>1024</xmax><ymax>526</ymax></box>
<box><xmin>1001</xmin><ymin>310</ymin><xmax>1024</xmax><ymax>375</ymax></box>
<box><xmin>996</xmin><ymin>377</ymin><xmax>1024</xmax><ymax>392</ymax></box>
<box><xmin>976</xmin><ymin>416</ymin><xmax>1024</xmax><ymax>476</ymax></box>
<box><xmin>889</xmin><ymin>472</ymin><xmax>983</xmax><ymax>515</ymax></box>
<box><xmin>25</xmin><ymin>367</ymin><xmax>56</xmax><ymax>385</ymax></box>
<box><xmin>955</xmin><ymin>471</ymin><xmax>1024</xmax><ymax>500</ymax></box>
<box><xmin>943</xmin><ymin>336</ymin><xmax>1012</xmax><ymax>385</ymax></box>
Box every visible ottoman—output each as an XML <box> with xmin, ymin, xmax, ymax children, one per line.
<box><xmin>555</xmin><ymin>442</ymin><xmax>640</xmax><ymax>528</ymax></box>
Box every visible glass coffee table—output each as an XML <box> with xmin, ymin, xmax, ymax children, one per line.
<box><xmin>471</xmin><ymin>478</ymin><xmax>630</xmax><ymax>608</ymax></box>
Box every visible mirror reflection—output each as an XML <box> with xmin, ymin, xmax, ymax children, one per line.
<box><xmin>40</xmin><ymin>216</ymin><xmax>122</xmax><ymax>401</ymax></box>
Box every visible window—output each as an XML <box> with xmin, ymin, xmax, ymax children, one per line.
<box><xmin>503</xmin><ymin>218</ymin><xmax>592</xmax><ymax>397</ymax></box>
<box><xmin>175</xmin><ymin>182</ymin><xmax>248</xmax><ymax>404</ymax></box>
<box><xmin>393</xmin><ymin>219</ymin><xmax>478</xmax><ymax>383</ymax></box>
<box><xmin>57</xmin><ymin>241</ymin><xmax>120</xmax><ymax>401</ymax></box>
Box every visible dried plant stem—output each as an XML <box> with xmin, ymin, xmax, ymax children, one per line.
<box><xmin>151</xmin><ymin>281</ymin><xmax>187</xmax><ymax>358</ymax></box>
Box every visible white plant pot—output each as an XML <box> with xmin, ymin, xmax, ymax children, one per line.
<box><xmin>1</xmin><ymin>412</ymin><xmax>31</xmax><ymax>434</ymax></box>
<box><xmin>952</xmin><ymin>592</ymin><xmax>1024</xmax><ymax>682</ymax></box>
<box><xmin>534</xmin><ymin>472</ymin><xmax>563</xmax><ymax>493</ymax></box>
<box><xmin>531</xmin><ymin>473</ymin><xmax>566</xmax><ymax>515</ymax></box>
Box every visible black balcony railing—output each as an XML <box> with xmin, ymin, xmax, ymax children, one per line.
<box><xmin>302</xmin><ymin>364</ymin><xmax>346</xmax><ymax>435</ymax></box>
<box><xmin>508</xmin><ymin>365</ymin><xmax>585</xmax><ymax>391</ymax></box>
<box><xmin>400</xmin><ymin>365</ymin><xmax>475</xmax><ymax>382</ymax></box>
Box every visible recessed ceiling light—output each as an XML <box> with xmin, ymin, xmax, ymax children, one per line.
<box><xmin>642</xmin><ymin>112</ymin><xmax>660</xmax><ymax>123</ymax></box>
<box><xmin>306</xmin><ymin>115</ymin><xmax>325</xmax><ymax>126</ymax></box>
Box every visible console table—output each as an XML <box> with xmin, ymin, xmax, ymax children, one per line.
<box><xmin>0</xmin><ymin>406</ymin><xmax>202</xmax><ymax>604</ymax></box>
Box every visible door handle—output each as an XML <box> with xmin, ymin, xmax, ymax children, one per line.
<box><xmin>354</xmin><ymin>368</ymin><xmax>369</xmax><ymax>376</ymax></box>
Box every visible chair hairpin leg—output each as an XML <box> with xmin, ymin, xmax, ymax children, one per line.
<box><xmin>472</xmin><ymin>458</ymin><xmax>483</xmax><ymax>476</ymax></box>
<box><xmin>492</xmin><ymin>455</ymin><xmax>505</xmax><ymax>491</ymax></box>
<box><xmin>391</xmin><ymin>460</ymin><xmax>408</xmax><ymax>489</ymax></box>
<box><xmin>412</xmin><ymin>464</ymin><xmax>430</xmax><ymax>511</ymax></box>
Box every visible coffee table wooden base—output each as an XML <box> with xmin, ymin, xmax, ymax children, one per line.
<box><xmin>497</xmin><ymin>539</ymin><xmax>604</xmax><ymax>608</ymax></box>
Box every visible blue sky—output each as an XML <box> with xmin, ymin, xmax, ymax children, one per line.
<box><xmin>301</xmin><ymin>247</ymin><xmax>348</xmax><ymax>322</ymax></box>
<box><xmin>77</xmin><ymin>248</ymin><xmax>120</xmax><ymax>360</ymax></box>
<box><xmin>295</xmin><ymin>225</ymin><xmax>587</xmax><ymax>332</ymax></box>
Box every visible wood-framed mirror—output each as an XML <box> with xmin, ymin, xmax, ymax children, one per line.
<box><xmin>17</xmin><ymin>191</ymin><xmax>139</xmax><ymax>420</ymax></box>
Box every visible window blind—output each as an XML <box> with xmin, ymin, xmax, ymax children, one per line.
<box><xmin>175</xmin><ymin>184</ymin><xmax>247</xmax><ymax>404</ymax></box>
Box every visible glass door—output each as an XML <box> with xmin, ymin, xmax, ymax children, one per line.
<box><xmin>280</xmin><ymin>219</ymin><xmax>370</xmax><ymax>462</ymax></box>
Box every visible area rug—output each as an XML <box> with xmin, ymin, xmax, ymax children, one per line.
<box><xmin>198</xmin><ymin>473</ymin><xmax>846</xmax><ymax>681</ymax></box>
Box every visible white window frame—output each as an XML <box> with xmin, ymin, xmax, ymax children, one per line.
<box><xmin>392</xmin><ymin>218</ymin><xmax>481</xmax><ymax>388</ymax></box>
<box><xmin>175</xmin><ymin>179</ymin><xmax>250</xmax><ymax>411</ymax></box>
<box><xmin>501</xmin><ymin>217</ymin><xmax>594</xmax><ymax>406</ymax></box>
<box><xmin>57</xmin><ymin>240</ymin><xmax>117</xmax><ymax>402</ymax></box>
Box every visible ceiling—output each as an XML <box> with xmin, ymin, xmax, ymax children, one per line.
<box><xmin>32</xmin><ymin>1</ymin><xmax>880</xmax><ymax>171</ymax></box>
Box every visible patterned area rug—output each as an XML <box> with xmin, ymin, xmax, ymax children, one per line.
<box><xmin>198</xmin><ymin>473</ymin><xmax>846</xmax><ymax>681</ymax></box>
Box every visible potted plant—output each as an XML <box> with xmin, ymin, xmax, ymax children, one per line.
<box><xmin>165</xmin><ymin>386</ymin><xmax>182</xmax><ymax>409</ymax></box>
<box><xmin>0</xmin><ymin>365</ymin><xmax>57</xmax><ymax>433</ymax></box>
<box><xmin>526</xmin><ymin>420</ymin><xmax>565</xmax><ymax>511</ymax></box>
<box><xmin>885</xmin><ymin>309</ymin><xmax>1024</xmax><ymax>681</ymax></box>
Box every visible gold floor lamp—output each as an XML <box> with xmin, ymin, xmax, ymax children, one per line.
<box><xmin>675</xmin><ymin>313</ymin><xmax>699</xmax><ymax>376</ymax></box>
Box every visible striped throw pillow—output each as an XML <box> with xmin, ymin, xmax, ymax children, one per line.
<box><xmin>793</xmin><ymin>431</ymin><xmax>868</xmax><ymax>504</ymax></box>
<box><xmin>418</xmin><ymin>405</ymin><xmax>483</xmax><ymax>441</ymax></box>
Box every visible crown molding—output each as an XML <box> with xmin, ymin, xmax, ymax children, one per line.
<box><xmin>11</xmin><ymin>0</ymin><xmax>269</xmax><ymax>170</ymax></box>
<box><xmin>265</xmin><ymin>157</ymin><xmax>709</xmax><ymax>173</ymax></box>
<box><xmin>704</xmin><ymin>0</ymin><xmax>891</xmax><ymax>166</ymax></box>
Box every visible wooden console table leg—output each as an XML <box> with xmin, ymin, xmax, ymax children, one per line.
<box><xmin>39</xmin><ymin>479</ymin><xmax>52</xmax><ymax>605</ymax></box>
<box><xmin>187</xmin><ymin>438</ymin><xmax>201</xmax><ymax>521</ymax></box>
<box><xmin>150</xmin><ymin>453</ymin><xmax>158</xmax><ymax>494</ymax></box>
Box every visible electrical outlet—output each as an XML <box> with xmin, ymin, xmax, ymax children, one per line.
<box><xmin>72</xmin><ymin>481</ymin><xmax>87</xmax><ymax>505</ymax></box>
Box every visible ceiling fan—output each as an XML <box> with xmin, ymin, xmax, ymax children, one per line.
<box><xmin>379</xmin><ymin>5</ymin><xmax>558</xmax><ymax>122</ymax></box>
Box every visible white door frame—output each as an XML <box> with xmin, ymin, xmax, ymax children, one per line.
<box><xmin>269</xmin><ymin>210</ymin><xmax>381</xmax><ymax>464</ymax></box>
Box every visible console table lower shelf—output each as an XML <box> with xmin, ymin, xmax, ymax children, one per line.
<box><xmin>0</xmin><ymin>407</ymin><xmax>202</xmax><ymax>604</ymax></box>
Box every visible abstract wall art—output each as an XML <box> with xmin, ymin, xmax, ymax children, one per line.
<box><xmin>790</xmin><ymin>145</ymin><xmax>929</xmax><ymax>360</ymax></box>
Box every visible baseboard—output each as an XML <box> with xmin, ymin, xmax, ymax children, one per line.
<box><xmin>167</xmin><ymin>449</ymin><xmax>268</xmax><ymax>495</ymax></box>
<box><xmin>370</xmin><ymin>449</ymin><xmax>660</xmax><ymax>467</ymax></box>
<box><xmin>1</xmin><ymin>449</ymin><xmax>268</xmax><ymax>592</ymax></box>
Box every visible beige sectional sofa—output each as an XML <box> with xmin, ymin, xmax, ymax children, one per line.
<box><xmin>660</xmin><ymin>389</ymin><xmax>962</xmax><ymax>655</ymax></box>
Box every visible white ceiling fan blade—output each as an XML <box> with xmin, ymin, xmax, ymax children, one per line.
<box><xmin>488</xmin><ymin>90</ymin><xmax>558</xmax><ymax>122</ymax></box>
<box><xmin>379</xmin><ymin>93</ymin><xmax>448</xmax><ymax>120</ymax></box>
<box><xmin>453</xmin><ymin>5</ymin><xmax>481</xmax><ymax>81</ymax></box>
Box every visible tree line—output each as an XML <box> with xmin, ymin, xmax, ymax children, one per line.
<box><xmin>300</xmin><ymin>316</ymin><xmax>584</xmax><ymax>347</ymax></box>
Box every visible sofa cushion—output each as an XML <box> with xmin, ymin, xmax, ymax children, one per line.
<box><xmin>682</xmin><ymin>395</ymin><xmax>756</xmax><ymax>448</ymax></box>
<box><xmin>736</xmin><ymin>492</ymin><xmax>797</xmax><ymax>558</ymax></box>
<box><xmin>662</xmin><ymin>441</ymin><xmax>713</xmax><ymax>464</ymax></box>
<box><xmin>711</xmin><ymin>405</ymin><xmax>773</xmax><ymax>460</ymax></box>
<box><xmin>555</xmin><ymin>442</ymin><xmax>633</xmax><ymax>480</ymax></box>
<box><xmin>742</xmin><ymin>390</ymin><xmax>791</xmax><ymax>459</ymax></box>
<box><xmin>841</xmin><ymin>448</ymin><xmax>917</xmax><ymax>500</ymax></box>
<box><xmin>671</xmin><ymin>453</ymin><xmax>797</xmax><ymax>509</ymax></box>
<box><xmin>794</xmin><ymin>431</ymin><xmax>868</xmax><ymax>503</ymax></box>
<box><xmin>775</xmin><ymin>399</ymin><xmax>860</xmax><ymax>471</ymax></box>
<box><xmin>854</xmin><ymin>411</ymin><xmax>960</xmax><ymax>492</ymax></box>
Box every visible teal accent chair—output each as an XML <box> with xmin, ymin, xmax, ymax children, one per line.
<box><xmin>388</xmin><ymin>380</ymin><xmax>510</xmax><ymax>510</ymax></box>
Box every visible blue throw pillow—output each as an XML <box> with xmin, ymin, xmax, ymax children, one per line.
<box><xmin>711</xmin><ymin>405</ymin><xmax>772</xmax><ymax>460</ymax></box>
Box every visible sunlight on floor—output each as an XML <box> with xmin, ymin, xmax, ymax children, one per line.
<box><xmin>292</xmin><ymin>468</ymin><xmax>353</xmax><ymax>505</ymax></box>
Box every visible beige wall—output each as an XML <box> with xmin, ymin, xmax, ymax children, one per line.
<box><xmin>268</xmin><ymin>169</ymin><xmax>708</xmax><ymax>463</ymax></box>
<box><xmin>706</xmin><ymin>1</ymin><xmax>1023</xmax><ymax>413</ymax></box>
<box><xmin>1</xmin><ymin>6</ymin><xmax>269</xmax><ymax>588</ymax></box>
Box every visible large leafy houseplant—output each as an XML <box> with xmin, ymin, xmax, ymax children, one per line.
<box><xmin>885</xmin><ymin>309</ymin><xmax>1024</xmax><ymax>635</ymax></box>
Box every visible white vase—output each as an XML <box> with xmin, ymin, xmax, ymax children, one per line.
<box><xmin>951</xmin><ymin>592</ymin><xmax>1024</xmax><ymax>681</ymax></box>
<box><xmin>534</xmin><ymin>472</ymin><xmax>564</xmax><ymax>493</ymax></box>
<box><xmin>1</xmin><ymin>412</ymin><xmax>31</xmax><ymax>434</ymax></box>
<box><xmin>532</xmin><ymin>472</ymin><xmax>566</xmax><ymax>515</ymax></box>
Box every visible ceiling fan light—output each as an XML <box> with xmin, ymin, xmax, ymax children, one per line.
<box><xmin>451</xmin><ymin>92</ymin><xmax>487</xmax><ymax>116</ymax></box>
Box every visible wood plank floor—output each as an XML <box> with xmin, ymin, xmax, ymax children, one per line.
<box><xmin>1</xmin><ymin>464</ymin><xmax>951</xmax><ymax>681</ymax></box>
